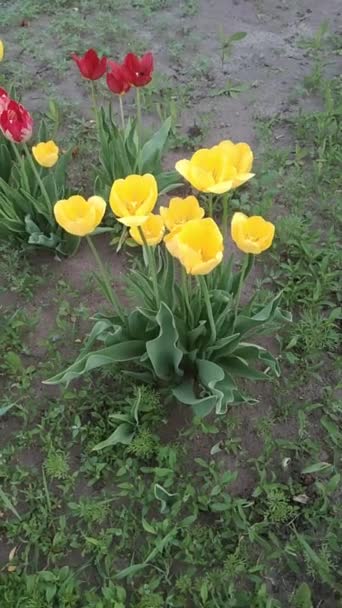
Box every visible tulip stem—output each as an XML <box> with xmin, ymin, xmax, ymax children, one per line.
<box><xmin>208</xmin><ymin>194</ymin><xmax>213</xmax><ymax>218</ymax></box>
<box><xmin>23</xmin><ymin>143</ymin><xmax>52</xmax><ymax>216</ymax></box>
<box><xmin>138</xmin><ymin>227</ymin><xmax>160</xmax><ymax>308</ymax></box>
<box><xmin>136</xmin><ymin>88</ymin><xmax>142</xmax><ymax>146</ymax></box>
<box><xmin>222</xmin><ymin>193</ymin><xmax>229</xmax><ymax>241</ymax></box>
<box><xmin>11</xmin><ymin>142</ymin><xmax>30</xmax><ymax>193</ymax></box>
<box><xmin>182</xmin><ymin>268</ymin><xmax>194</xmax><ymax>327</ymax></box>
<box><xmin>90</xmin><ymin>81</ymin><xmax>100</xmax><ymax>135</ymax></box>
<box><xmin>199</xmin><ymin>276</ymin><xmax>216</xmax><ymax>344</ymax></box>
<box><xmin>119</xmin><ymin>96</ymin><xmax>125</xmax><ymax>130</ymax></box>
<box><xmin>233</xmin><ymin>253</ymin><xmax>253</xmax><ymax>328</ymax></box>
<box><xmin>86</xmin><ymin>235</ymin><xmax>124</xmax><ymax>320</ymax></box>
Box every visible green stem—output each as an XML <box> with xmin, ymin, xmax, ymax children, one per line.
<box><xmin>182</xmin><ymin>267</ymin><xmax>194</xmax><ymax>327</ymax></box>
<box><xmin>11</xmin><ymin>142</ymin><xmax>30</xmax><ymax>192</ymax></box>
<box><xmin>233</xmin><ymin>254</ymin><xmax>253</xmax><ymax>327</ymax></box>
<box><xmin>23</xmin><ymin>143</ymin><xmax>52</xmax><ymax>214</ymax></box>
<box><xmin>208</xmin><ymin>193</ymin><xmax>213</xmax><ymax>218</ymax></box>
<box><xmin>136</xmin><ymin>87</ymin><xmax>142</xmax><ymax>146</ymax></box>
<box><xmin>199</xmin><ymin>275</ymin><xmax>216</xmax><ymax>344</ymax></box>
<box><xmin>90</xmin><ymin>81</ymin><xmax>100</xmax><ymax>135</ymax></box>
<box><xmin>138</xmin><ymin>227</ymin><xmax>160</xmax><ymax>308</ymax></box>
<box><xmin>86</xmin><ymin>235</ymin><xmax>124</xmax><ymax>320</ymax></box>
<box><xmin>119</xmin><ymin>95</ymin><xmax>125</xmax><ymax>130</ymax></box>
<box><xmin>222</xmin><ymin>192</ymin><xmax>229</xmax><ymax>241</ymax></box>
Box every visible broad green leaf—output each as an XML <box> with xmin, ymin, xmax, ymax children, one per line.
<box><xmin>301</xmin><ymin>462</ymin><xmax>332</xmax><ymax>474</ymax></box>
<box><xmin>45</xmin><ymin>340</ymin><xmax>145</xmax><ymax>386</ymax></box>
<box><xmin>92</xmin><ymin>423</ymin><xmax>135</xmax><ymax>451</ymax></box>
<box><xmin>146</xmin><ymin>302</ymin><xmax>183</xmax><ymax>381</ymax></box>
<box><xmin>224</xmin><ymin>356</ymin><xmax>267</xmax><ymax>379</ymax></box>
<box><xmin>173</xmin><ymin>379</ymin><xmax>217</xmax><ymax>417</ymax></box>
<box><xmin>138</xmin><ymin>117</ymin><xmax>171</xmax><ymax>173</ymax></box>
<box><xmin>197</xmin><ymin>359</ymin><xmax>235</xmax><ymax>414</ymax></box>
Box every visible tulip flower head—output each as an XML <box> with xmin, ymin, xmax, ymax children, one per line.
<box><xmin>160</xmin><ymin>196</ymin><xmax>205</xmax><ymax>232</ymax></box>
<box><xmin>54</xmin><ymin>195</ymin><xmax>106</xmax><ymax>237</ymax></box>
<box><xmin>217</xmin><ymin>141</ymin><xmax>254</xmax><ymax>188</ymax></box>
<box><xmin>109</xmin><ymin>174</ymin><xmax>158</xmax><ymax>227</ymax></box>
<box><xmin>72</xmin><ymin>49</ymin><xmax>107</xmax><ymax>80</ymax></box>
<box><xmin>106</xmin><ymin>61</ymin><xmax>131</xmax><ymax>95</ymax></box>
<box><xmin>32</xmin><ymin>140</ymin><xmax>59</xmax><ymax>168</ymax></box>
<box><xmin>231</xmin><ymin>212</ymin><xmax>275</xmax><ymax>255</ymax></box>
<box><xmin>123</xmin><ymin>52</ymin><xmax>154</xmax><ymax>87</ymax></box>
<box><xmin>165</xmin><ymin>217</ymin><xmax>224</xmax><ymax>275</ymax></box>
<box><xmin>0</xmin><ymin>87</ymin><xmax>10</xmax><ymax>114</ymax></box>
<box><xmin>0</xmin><ymin>40</ymin><xmax>4</xmax><ymax>62</ymax></box>
<box><xmin>176</xmin><ymin>141</ymin><xmax>254</xmax><ymax>194</ymax></box>
<box><xmin>0</xmin><ymin>99</ymin><xmax>33</xmax><ymax>143</ymax></box>
<box><xmin>130</xmin><ymin>213</ymin><xmax>165</xmax><ymax>246</ymax></box>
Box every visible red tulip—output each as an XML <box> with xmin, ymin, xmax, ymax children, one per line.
<box><xmin>106</xmin><ymin>61</ymin><xmax>131</xmax><ymax>95</ymax></box>
<box><xmin>72</xmin><ymin>48</ymin><xmax>107</xmax><ymax>80</ymax></box>
<box><xmin>0</xmin><ymin>87</ymin><xmax>10</xmax><ymax>114</ymax></box>
<box><xmin>123</xmin><ymin>52</ymin><xmax>154</xmax><ymax>87</ymax></box>
<box><xmin>0</xmin><ymin>99</ymin><xmax>33</xmax><ymax>143</ymax></box>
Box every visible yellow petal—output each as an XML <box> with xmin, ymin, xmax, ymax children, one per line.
<box><xmin>160</xmin><ymin>195</ymin><xmax>204</xmax><ymax>231</ymax></box>
<box><xmin>118</xmin><ymin>215</ymin><xmax>149</xmax><ymax>227</ymax></box>
<box><xmin>190</xmin><ymin>252</ymin><xmax>223</xmax><ymax>275</ymax></box>
<box><xmin>0</xmin><ymin>40</ymin><xmax>4</xmax><ymax>62</ymax></box>
<box><xmin>234</xmin><ymin>143</ymin><xmax>253</xmax><ymax>173</ymax></box>
<box><xmin>175</xmin><ymin>159</ymin><xmax>191</xmax><ymax>181</ymax></box>
<box><xmin>87</xmin><ymin>196</ymin><xmax>107</xmax><ymax>225</ymax></box>
<box><xmin>206</xmin><ymin>180</ymin><xmax>233</xmax><ymax>194</ymax></box>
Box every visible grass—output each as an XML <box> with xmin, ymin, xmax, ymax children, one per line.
<box><xmin>0</xmin><ymin>2</ymin><xmax>341</xmax><ymax>606</ymax></box>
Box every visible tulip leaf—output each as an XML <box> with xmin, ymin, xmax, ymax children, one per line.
<box><xmin>45</xmin><ymin>340</ymin><xmax>145</xmax><ymax>386</ymax></box>
<box><xmin>197</xmin><ymin>359</ymin><xmax>235</xmax><ymax>414</ymax></box>
<box><xmin>138</xmin><ymin>117</ymin><xmax>172</xmax><ymax>173</ymax></box>
<box><xmin>0</xmin><ymin>143</ymin><xmax>13</xmax><ymax>182</ymax></box>
<box><xmin>224</xmin><ymin>356</ymin><xmax>268</xmax><ymax>379</ymax></box>
<box><xmin>146</xmin><ymin>302</ymin><xmax>183</xmax><ymax>381</ymax></box>
<box><xmin>173</xmin><ymin>378</ymin><xmax>217</xmax><ymax>417</ymax></box>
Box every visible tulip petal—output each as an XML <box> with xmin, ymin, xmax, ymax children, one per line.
<box><xmin>207</xmin><ymin>180</ymin><xmax>233</xmax><ymax>194</ymax></box>
<box><xmin>88</xmin><ymin>196</ymin><xmax>107</xmax><ymax>225</ymax></box>
<box><xmin>118</xmin><ymin>215</ymin><xmax>150</xmax><ymax>227</ymax></box>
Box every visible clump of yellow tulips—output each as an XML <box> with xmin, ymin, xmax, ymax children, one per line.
<box><xmin>49</xmin><ymin>134</ymin><xmax>288</xmax><ymax>421</ymax></box>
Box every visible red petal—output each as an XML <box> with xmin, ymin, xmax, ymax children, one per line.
<box><xmin>124</xmin><ymin>52</ymin><xmax>139</xmax><ymax>74</ymax></box>
<box><xmin>141</xmin><ymin>52</ymin><xmax>154</xmax><ymax>73</ymax></box>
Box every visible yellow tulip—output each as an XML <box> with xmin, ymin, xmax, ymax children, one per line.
<box><xmin>54</xmin><ymin>195</ymin><xmax>106</xmax><ymax>237</ymax></box>
<box><xmin>0</xmin><ymin>40</ymin><xmax>4</xmax><ymax>62</ymax></box>
<box><xmin>109</xmin><ymin>174</ymin><xmax>158</xmax><ymax>227</ymax></box>
<box><xmin>130</xmin><ymin>213</ymin><xmax>165</xmax><ymax>246</ymax></box>
<box><xmin>218</xmin><ymin>141</ymin><xmax>254</xmax><ymax>188</ymax></box>
<box><xmin>165</xmin><ymin>218</ymin><xmax>223</xmax><ymax>275</ymax></box>
<box><xmin>160</xmin><ymin>195</ymin><xmax>205</xmax><ymax>232</ymax></box>
<box><xmin>32</xmin><ymin>140</ymin><xmax>59</xmax><ymax>168</ymax></box>
<box><xmin>231</xmin><ymin>212</ymin><xmax>275</xmax><ymax>254</ymax></box>
<box><xmin>176</xmin><ymin>141</ymin><xmax>254</xmax><ymax>194</ymax></box>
